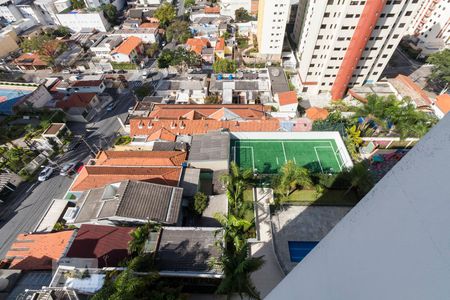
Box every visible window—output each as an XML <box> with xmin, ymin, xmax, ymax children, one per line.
<box><xmin>324</xmin><ymin>12</ymin><xmax>330</xmax><ymax>17</ymax></box>
<box><xmin>398</xmin><ymin>23</ymin><xmax>405</xmax><ymax>28</ymax></box>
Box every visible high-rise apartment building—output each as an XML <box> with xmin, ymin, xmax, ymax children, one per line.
<box><xmin>409</xmin><ymin>0</ymin><xmax>450</xmax><ymax>55</ymax></box>
<box><xmin>293</xmin><ymin>0</ymin><xmax>422</xmax><ymax>100</ymax></box>
<box><xmin>257</xmin><ymin>0</ymin><xmax>290</xmax><ymax>61</ymax></box>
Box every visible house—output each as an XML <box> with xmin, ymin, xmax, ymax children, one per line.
<box><xmin>56</xmin><ymin>93</ymin><xmax>102</xmax><ymax>122</ymax></box>
<box><xmin>388</xmin><ymin>74</ymin><xmax>433</xmax><ymax>110</ymax></box>
<box><xmin>54</xmin><ymin>44</ymin><xmax>84</xmax><ymax>68</ymax></box>
<box><xmin>148</xmin><ymin>103</ymin><xmax>271</xmax><ymax>120</ymax></box>
<box><xmin>111</xmin><ymin>36</ymin><xmax>143</xmax><ymax>63</ymax></box>
<box><xmin>42</xmin><ymin>123</ymin><xmax>69</xmax><ymax>143</ymax></box>
<box><xmin>276</xmin><ymin>91</ymin><xmax>298</xmax><ymax>112</ymax></box>
<box><xmin>56</xmin><ymin>10</ymin><xmax>110</xmax><ymax>32</ymax></box>
<box><xmin>155</xmin><ymin>227</ymin><xmax>223</xmax><ymax>278</ymax></box>
<box><xmin>130</xmin><ymin>118</ymin><xmax>281</xmax><ymax>141</ymax></box>
<box><xmin>188</xmin><ymin>131</ymin><xmax>230</xmax><ymax>171</ymax></box>
<box><xmin>60</xmin><ymin>224</ymin><xmax>134</xmax><ymax>268</ymax></box>
<box><xmin>70</xmin><ymin>150</ymin><xmax>186</xmax><ymax>191</ymax></box>
<box><xmin>305</xmin><ymin>107</ymin><xmax>329</xmax><ymax>121</ymax></box>
<box><xmin>90</xmin><ymin>35</ymin><xmax>123</xmax><ymax>59</ymax></box>
<box><xmin>433</xmin><ymin>94</ymin><xmax>450</xmax><ymax>119</ymax></box>
<box><xmin>4</xmin><ymin>231</ymin><xmax>74</xmax><ymax>271</ymax></box>
<box><xmin>209</xmin><ymin>70</ymin><xmax>272</xmax><ymax>104</ymax></box>
<box><xmin>110</xmin><ymin>28</ymin><xmax>160</xmax><ymax>43</ymax></box>
<box><xmin>215</xmin><ymin>37</ymin><xmax>225</xmax><ymax>59</ymax></box>
<box><xmin>186</xmin><ymin>37</ymin><xmax>210</xmax><ymax>55</ymax></box>
<box><xmin>155</xmin><ymin>73</ymin><xmax>209</xmax><ymax>104</ymax></box>
<box><xmin>71</xmin><ymin>180</ymin><xmax>184</xmax><ymax>225</ymax></box>
<box><xmin>13</xmin><ymin>53</ymin><xmax>48</xmax><ymax>70</ymax></box>
<box><xmin>68</xmin><ymin>78</ymin><xmax>106</xmax><ymax>94</ymax></box>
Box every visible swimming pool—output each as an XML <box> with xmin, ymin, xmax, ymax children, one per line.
<box><xmin>288</xmin><ymin>241</ymin><xmax>319</xmax><ymax>263</ymax></box>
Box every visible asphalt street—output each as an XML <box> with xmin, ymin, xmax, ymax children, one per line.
<box><xmin>0</xmin><ymin>175</ymin><xmax>73</xmax><ymax>259</ymax></box>
<box><xmin>0</xmin><ymin>88</ymin><xmax>136</xmax><ymax>260</ymax></box>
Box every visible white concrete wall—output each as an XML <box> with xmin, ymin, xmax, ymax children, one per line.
<box><xmin>56</xmin><ymin>12</ymin><xmax>110</xmax><ymax>32</ymax></box>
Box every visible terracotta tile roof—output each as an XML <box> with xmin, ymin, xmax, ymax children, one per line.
<box><xmin>277</xmin><ymin>91</ymin><xmax>298</xmax><ymax>106</ymax></box>
<box><xmin>14</xmin><ymin>53</ymin><xmax>47</xmax><ymax>66</ymax></box>
<box><xmin>395</xmin><ymin>74</ymin><xmax>432</xmax><ymax>107</ymax></box>
<box><xmin>204</xmin><ymin>6</ymin><xmax>220</xmax><ymax>13</ymax></box>
<box><xmin>65</xmin><ymin>225</ymin><xmax>134</xmax><ymax>267</ymax></box>
<box><xmin>306</xmin><ymin>107</ymin><xmax>329</xmax><ymax>121</ymax></box>
<box><xmin>112</xmin><ymin>36</ymin><xmax>142</xmax><ymax>55</ymax></box>
<box><xmin>148</xmin><ymin>128</ymin><xmax>177</xmax><ymax>141</ymax></box>
<box><xmin>215</xmin><ymin>38</ymin><xmax>225</xmax><ymax>51</ymax></box>
<box><xmin>56</xmin><ymin>93</ymin><xmax>96</xmax><ymax>109</ymax></box>
<box><xmin>71</xmin><ymin>80</ymin><xmax>103</xmax><ymax>87</ymax></box>
<box><xmin>5</xmin><ymin>231</ymin><xmax>74</xmax><ymax>270</ymax></box>
<box><xmin>43</xmin><ymin>123</ymin><xmax>64</xmax><ymax>135</ymax></box>
<box><xmin>186</xmin><ymin>38</ymin><xmax>210</xmax><ymax>55</ymax></box>
<box><xmin>130</xmin><ymin>118</ymin><xmax>280</xmax><ymax>137</ymax></box>
<box><xmin>435</xmin><ymin>94</ymin><xmax>450</xmax><ymax>114</ymax></box>
<box><xmin>95</xmin><ymin>150</ymin><xmax>186</xmax><ymax>166</ymax></box>
<box><xmin>139</xmin><ymin>22</ymin><xmax>159</xmax><ymax>29</ymax></box>
<box><xmin>71</xmin><ymin>165</ymin><xmax>182</xmax><ymax>191</ymax></box>
<box><xmin>149</xmin><ymin>104</ymin><xmax>270</xmax><ymax>120</ymax></box>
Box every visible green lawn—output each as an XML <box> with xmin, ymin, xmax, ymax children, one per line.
<box><xmin>242</xmin><ymin>189</ymin><xmax>256</xmax><ymax>239</ymax></box>
<box><xmin>281</xmin><ymin>189</ymin><xmax>358</xmax><ymax>206</ymax></box>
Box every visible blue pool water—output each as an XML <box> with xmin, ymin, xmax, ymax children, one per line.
<box><xmin>0</xmin><ymin>87</ymin><xmax>33</xmax><ymax>115</ymax></box>
<box><xmin>288</xmin><ymin>241</ymin><xmax>319</xmax><ymax>263</ymax></box>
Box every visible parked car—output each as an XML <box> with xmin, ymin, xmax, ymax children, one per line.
<box><xmin>62</xmin><ymin>69</ymin><xmax>70</xmax><ymax>74</ymax></box>
<box><xmin>74</xmin><ymin>161</ymin><xmax>84</xmax><ymax>173</ymax></box>
<box><xmin>106</xmin><ymin>102</ymin><xmax>117</xmax><ymax>111</ymax></box>
<box><xmin>60</xmin><ymin>162</ymin><xmax>76</xmax><ymax>176</ymax></box>
<box><xmin>38</xmin><ymin>166</ymin><xmax>54</xmax><ymax>181</ymax></box>
<box><xmin>117</xmin><ymin>69</ymin><xmax>127</xmax><ymax>74</ymax></box>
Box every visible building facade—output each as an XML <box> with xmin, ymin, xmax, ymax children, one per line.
<box><xmin>256</xmin><ymin>0</ymin><xmax>290</xmax><ymax>61</ymax></box>
<box><xmin>56</xmin><ymin>11</ymin><xmax>110</xmax><ymax>32</ymax></box>
<box><xmin>293</xmin><ymin>0</ymin><xmax>422</xmax><ymax>100</ymax></box>
<box><xmin>220</xmin><ymin>0</ymin><xmax>252</xmax><ymax>18</ymax></box>
<box><xmin>409</xmin><ymin>0</ymin><xmax>450</xmax><ymax>55</ymax></box>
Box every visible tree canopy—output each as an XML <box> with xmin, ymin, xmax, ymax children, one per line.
<box><xmin>235</xmin><ymin>7</ymin><xmax>252</xmax><ymax>22</ymax></box>
<box><xmin>427</xmin><ymin>49</ymin><xmax>450</xmax><ymax>84</ymax></box>
<box><xmin>213</xmin><ymin>59</ymin><xmax>237</xmax><ymax>74</ymax></box>
<box><xmin>157</xmin><ymin>47</ymin><xmax>202</xmax><ymax>71</ymax></box>
<box><xmin>102</xmin><ymin>4</ymin><xmax>118</xmax><ymax>25</ymax></box>
<box><xmin>154</xmin><ymin>2</ymin><xmax>176</xmax><ymax>27</ymax></box>
<box><xmin>165</xmin><ymin>20</ymin><xmax>192</xmax><ymax>44</ymax></box>
<box><xmin>184</xmin><ymin>0</ymin><xmax>195</xmax><ymax>8</ymax></box>
<box><xmin>70</xmin><ymin>0</ymin><xmax>85</xmax><ymax>9</ymax></box>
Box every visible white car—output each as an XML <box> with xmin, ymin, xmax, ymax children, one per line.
<box><xmin>60</xmin><ymin>163</ymin><xmax>75</xmax><ymax>176</ymax></box>
<box><xmin>106</xmin><ymin>102</ymin><xmax>117</xmax><ymax>111</ymax></box>
<box><xmin>38</xmin><ymin>166</ymin><xmax>54</xmax><ymax>181</ymax></box>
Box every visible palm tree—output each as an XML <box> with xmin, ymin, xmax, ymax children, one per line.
<box><xmin>128</xmin><ymin>222</ymin><xmax>159</xmax><ymax>256</ymax></box>
<box><xmin>214</xmin><ymin>213</ymin><xmax>252</xmax><ymax>252</ymax></box>
<box><xmin>216</xmin><ymin>243</ymin><xmax>264</xmax><ymax>300</ymax></box>
<box><xmin>343</xmin><ymin>161</ymin><xmax>374</xmax><ymax>197</ymax></box>
<box><xmin>274</xmin><ymin>161</ymin><xmax>313</xmax><ymax>201</ymax></box>
<box><xmin>221</xmin><ymin>162</ymin><xmax>254</xmax><ymax>216</ymax></box>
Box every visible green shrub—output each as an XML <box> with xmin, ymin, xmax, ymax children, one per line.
<box><xmin>115</xmin><ymin>136</ymin><xmax>132</xmax><ymax>145</ymax></box>
<box><xmin>194</xmin><ymin>192</ymin><xmax>208</xmax><ymax>215</ymax></box>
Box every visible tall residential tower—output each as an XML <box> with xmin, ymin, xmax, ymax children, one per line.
<box><xmin>257</xmin><ymin>0</ymin><xmax>290</xmax><ymax>61</ymax></box>
<box><xmin>293</xmin><ymin>0</ymin><xmax>422</xmax><ymax>100</ymax></box>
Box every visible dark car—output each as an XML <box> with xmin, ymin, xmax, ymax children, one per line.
<box><xmin>117</xmin><ymin>69</ymin><xmax>128</xmax><ymax>74</ymax></box>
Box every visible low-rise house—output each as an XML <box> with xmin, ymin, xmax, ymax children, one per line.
<box><xmin>215</xmin><ymin>37</ymin><xmax>225</xmax><ymax>59</ymax></box>
<box><xmin>186</xmin><ymin>37</ymin><xmax>210</xmax><ymax>55</ymax></box>
<box><xmin>70</xmin><ymin>150</ymin><xmax>186</xmax><ymax>191</ymax></box>
<box><xmin>0</xmin><ymin>29</ymin><xmax>19</xmax><ymax>58</ymax></box>
<box><xmin>387</xmin><ymin>74</ymin><xmax>433</xmax><ymax>110</ymax></box>
<box><xmin>31</xmin><ymin>123</ymin><xmax>71</xmax><ymax>150</ymax></box>
<box><xmin>67</xmin><ymin>78</ymin><xmax>106</xmax><ymax>94</ymax></box>
<box><xmin>276</xmin><ymin>91</ymin><xmax>298</xmax><ymax>113</ymax></box>
<box><xmin>4</xmin><ymin>231</ymin><xmax>74</xmax><ymax>271</ymax></box>
<box><xmin>56</xmin><ymin>10</ymin><xmax>110</xmax><ymax>32</ymax></box>
<box><xmin>71</xmin><ymin>180</ymin><xmax>184</xmax><ymax>225</ymax></box>
<box><xmin>90</xmin><ymin>35</ymin><xmax>123</xmax><ymax>59</ymax></box>
<box><xmin>13</xmin><ymin>52</ymin><xmax>49</xmax><ymax>70</ymax></box>
<box><xmin>433</xmin><ymin>94</ymin><xmax>450</xmax><ymax>119</ymax></box>
<box><xmin>56</xmin><ymin>93</ymin><xmax>102</xmax><ymax>122</ymax></box>
<box><xmin>54</xmin><ymin>44</ymin><xmax>84</xmax><ymax>68</ymax></box>
<box><xmin>209</xmin><ymin>70</ymin><xmax>272</xmax><ymax>104</ymax></box>
<box><xmin>188</xmin><ymin>131</ymin><xmax>230</xmax><ymax>171</ymax></box>
<box><xmin>111</xmin><ymin>36</ymin><xmax>143</xmax><ymax>63</ymax></box>
<box><xmin>155</xmin><ymin>227</ymin><xmax>223</xmax><ymax>278</ymax></box>
<box><xmin>60</xmin><ymin>224</ymin><xmax>134</xmax><ymax>268</ymax></box>
<box><xmin>110</xmin><ymin>27</ymin><xmax>160</xmax><ymax>43</ymax></box>
<box><xmin>156</xmin><ymin>74</ymin><xmax>209</xmax><ymax>104</ymax></box>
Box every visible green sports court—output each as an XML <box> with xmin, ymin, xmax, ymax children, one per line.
<box><xmin>230</xmin><ymin>139</ymin><xmax>345</xmax><ymax>174</ymax></box>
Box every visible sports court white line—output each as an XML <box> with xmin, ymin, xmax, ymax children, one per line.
<box><xmin>314</xmin><ymin>147</ymin><xmax>324</xmax><ymax>173</ymax></box>
<box><xmin>293</xmin><ymin>157</ymin><xmax>297</xmax><ymax>164</ymax></box>
<box><xmin>276</xmin><ymin>157</ymin><xmax>279</xmax><ymax>165</ymax></box>
<box><xmin>281</xmin><ymin>142</ymin><xmax>287</xmax><ymax>163</ymax></box>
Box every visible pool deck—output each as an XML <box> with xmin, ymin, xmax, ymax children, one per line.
<box><xmin>250</xmin><ymin>188</ymin><xmax>285</xmax><ymax>298</ymax></box>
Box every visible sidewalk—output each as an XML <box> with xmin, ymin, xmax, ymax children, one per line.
<box><xmin>250</xmin><ymin>188</ymin><xmax>284</xmax><ymax>298</ymax></box>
